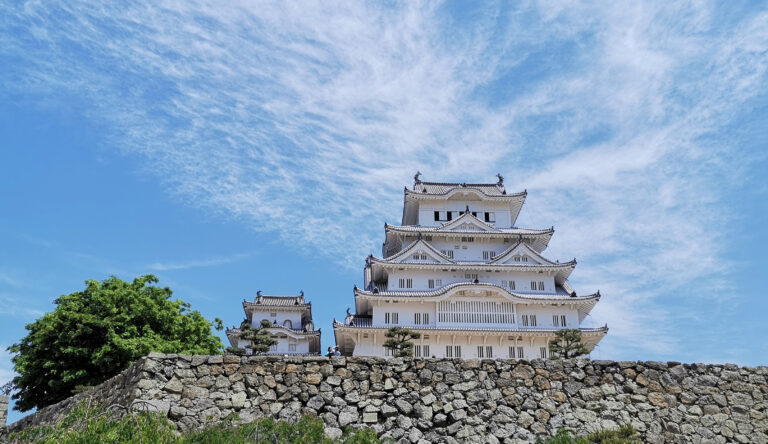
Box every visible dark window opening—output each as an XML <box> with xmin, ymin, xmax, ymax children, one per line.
<box><xmin>434</xmin><ymin>211</ymin><xmax>440</xmax><ymax>221</ymax></box>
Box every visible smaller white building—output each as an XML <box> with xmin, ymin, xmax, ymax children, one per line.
<box><xmin>226</xmin><ymin>291</ymin><xmax>321</xmax><ymax>355</ymax></box>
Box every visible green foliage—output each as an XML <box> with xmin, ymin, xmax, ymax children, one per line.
<box><xmin>8</xmin><ymin>275</ymin><xmax>224</xmax><ymax>411</ymax></box>
<box><xmin>8</xmin><ymin>402</ymin><xmax>178</xmax><ymax>444</ymax></box>
<box><xmin>8</xmin><ymin>402</ymin><xmax>380</xmax><ymax>444</ymax></box>
<box><xmin>235</xmin><ymin>319</ymin><xmax>278</xmax><ymax>355</ymax></box>
<box><xmin>535</xmin><ymin>426</ymin><xmax>639</xmax><ymax>444</ymax></box>
<box><xmin>383</xmin><ymin>327</ymin><xmax>421</xmax><ymax>358</ymax></box>
<box><xmin>548</xmin><ymin>329</ymin><xmax>590</xmax><ymax>360</ymax></box>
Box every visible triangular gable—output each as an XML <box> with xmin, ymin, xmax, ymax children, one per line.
<box><xmin>440</xmin><ymin>212</ymin><xmax>499</xmax><ymax>232</ymax></box>
<box><xmin>384</xmin><ymin>239</ymin><xmax>454</xmax><ymax>264</ymax></box>
<box><xmin>490</xmin><ymin>241</ymin><xmax>558</xmax><ymax>266</ymax></box>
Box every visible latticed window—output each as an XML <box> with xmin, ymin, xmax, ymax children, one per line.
<box><xmin>509</xmin><ymin>346</ymin><xmax>524</xmax><ymax>359</ymax></box>
<box><xmin>438</xmin><ymin>300</ymin><xmax>515</xmax><ymax>324</ymax></box>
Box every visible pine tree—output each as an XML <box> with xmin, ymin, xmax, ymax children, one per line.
<box><xmin>230</xmin><ymin>319</ymin><xmax>278</xmax><ymax>355</ymax></box>
<box><xmin>383</xmin><ymin>327</ymin><xmax>421</xmax><ymax>357</ymax></box>
<box><xmin>548</xmin><ymin>329</ymin><xmax>589</xmax><ymax>359</ymax></box>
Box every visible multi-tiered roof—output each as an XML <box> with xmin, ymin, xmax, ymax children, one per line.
<box><xmin>334</xmin><ymin>174</ymin><xmax>607</xmax><ymax>357</ymax></box>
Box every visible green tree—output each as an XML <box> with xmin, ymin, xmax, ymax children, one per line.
<box><xmin>8</xmin><ymin>275</ymin><xmax>224</xmax><ymax>411</ymax></box>
<box><xmin>548</xmin><ymin>329</ymin><xmax>589</xmax><ymax>359</ymax></box>
<box><xmin>227</xmin><ymin>320</ymin><xmax>278</xmax><ymax>355</ymax></box>
<box><xmin>383</xmin><ymin>327</ymin><xmax>421</xmax><ymax>358</ymax></box>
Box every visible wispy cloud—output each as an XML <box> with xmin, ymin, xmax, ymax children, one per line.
<box><xmin>146</xmin><ymin>252</ymin><xmax>253</xmax><ymax>271</ymax></box>
<box><xmin>1</xmin><ymin>1</ymin><xmax>766</xmax><ymax>360</ymax></box>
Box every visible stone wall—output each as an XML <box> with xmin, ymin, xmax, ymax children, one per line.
<box><xmin>3</xmin><ymin>354</ymin><xmax>767</xmax><ymax>443</ymax></box>
<box><xmin>0</xmin><ymin>396</ymin><xmax>7</xmax><ymax>428</ymax></box>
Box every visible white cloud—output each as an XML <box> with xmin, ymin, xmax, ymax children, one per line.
<box><xmin>1</xmin><ymin>1</ymin><xmax>766</xmax><ymax>360</ymax></box>
<box><xmin>146</xmin><ymin>253</ymin><xmax>253</xmax><ymax>271</ymax></box>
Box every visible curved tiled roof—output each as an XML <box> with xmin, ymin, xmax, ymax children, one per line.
<box><xmin>355</xmin><ymin>281</ymin><xmax>599</xmax><ymax>303</ymax></box>
<box><xmin>370</xmin><ymin>254</ymin><xmax>577</xmax><ymax>270</ymax></box>
<box><xmin>385</xmin><ymin>223</ymin><xmax>553</xmax><ymax>236</ymax></box>
<box><xmin>333</xmin><ymin>319</ymin><xmax>609</xmax><ymax>335</ymax></box>
<box><xmin>226</xmin><ymin>325</ymin><xmax>321</xmax><ymax>337</ymax></box>
<box><xmin>243</xmin><ymin>293</ymin><xmax>310</xmax><ymax>308</ymax></box>
<box><xmin>407</xmin><ymin>181</ymin><xmax>525</xmax><ymax>198</ymax></box>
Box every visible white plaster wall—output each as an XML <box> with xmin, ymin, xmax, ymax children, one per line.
<box><xmin>515</xmin><ymin>305</ymin><xmax>580</xmax><ymax>329</ymax></box>
<box><xmin>402</xmin><ymin>238</ymin><xmax>516</xmax><ymax>262</ymax></box>
<box><xmin>416</xmin><ymin>201</ymin><xmax>514</xmax><ymax>228</ymax></box>
<box><xmin>384</xmin><ymin>268</ymin><xmax>556</xmax><ymax>293</ymax></box>
<box><xmin>350</xmin><ymin>331</ymin><xmax>555</xmax><ymax>359</ymax></box>
<box><xmin>238</xmin><ymin>335</ymin><xmax>311</xmax><ymax>354</ymax></box>
<box><xmin>368</xmin><ymin>298</ymin><xmax>581</xmax><ymax>331</ymax></box>
<box><xmin>373</xmin><ymin>301</ymin><xmax>436</xmax><ymax>327</ymax></box>
<box><xmin>250</xmin><ymin>309</ymin><xmax>303</xmax><ymax>329</ymax></box>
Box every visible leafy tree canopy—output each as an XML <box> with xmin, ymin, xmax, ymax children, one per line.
<box><xmin>383</xmin><ymin>327</ymin><xmax>421</xmax><ymax>358</ymax></box>
<box><xmin>548</xmin><ymin>329</ymin><xmax>590</xmax><ymax>360</ymax></box>
<box><xmin>8</xmin><ymin>275</ymin><xmax>224</xmax><ymax>411</ymax></box>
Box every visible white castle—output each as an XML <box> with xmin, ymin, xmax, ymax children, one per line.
<box><xmin>226</xmin><ymin>291</ymin><xmax>321</xmax><ymax>355</ymax></box>
<box><xmin>333</xmin><ymin>173</ymin><xmax>607</xmax><ymax>358</ymax></box>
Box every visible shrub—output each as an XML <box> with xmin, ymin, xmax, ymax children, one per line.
<box><xmin>8</xmin><ymin>402</ymin><xmax>380</xmax><ymax>444</ymax></box>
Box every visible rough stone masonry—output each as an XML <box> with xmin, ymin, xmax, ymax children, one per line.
<box><xmin>2</xmin><ymin>354</ymin><xmax>767</xmax><ymax>443</ymax></box>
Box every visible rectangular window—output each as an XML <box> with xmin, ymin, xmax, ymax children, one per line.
<box><xmin>384</xmin><ymin>346</ymin><xmax>394</xmax><ymax>357</ymax></box>
<box><xmin>510</xmin><ymin>280</ymin><xmax>515</xmax><ymax>290</ymax></box>
<box><xmin>434</xmin><ymin>211</ymin><xmax>440</xmax><ymax>221</ymax></box>
<box><xmin>522</xmin><ymin>256</ymin><xmax>529</xmax><ymax>262</ymax></box>
<box><xmin>446</xmin><ymin>345</ymin><xmax>452</xmax><ymax>358</ymax></box>
<box><xmin>531</xmin><ymin>315</ymin><xmax>537</xmax><ymax>326</ymax></box>
<box><xmin>482</xmin><ymin>251</ymin><xmax>496</xmax><ymax>260</ymax></box>
<box><xmin>501</xmin><ymin>280</ymin><xmax>507</xmax><ymax>288</ymax></box>
<box><xmin>561</xmin><ymin>315</ymin><xmax>566</xmax><ymax>327</ymax></box>
<box><xmin>414</xmin><ymin>345</ymin><xmax>421</xmax><ymax>357</ymax></box>
<box><xmin>423</xmin><ymin>313</ymin><xmax>429</xmax><ymax>324</ymax></box>
<box><xmin>447</xmin><ymin>212</ymin><xmax>453</xmax><ymax>221</ymax></box>
<box><xmin>509</xmin><ymin>346</ymin><xmax>522</xmax><ymax>359</ymax></box>
<box><xmin>553</xmin><ymin>315</ymin><xmax>560</xmax><ymax>327</ymax></box>
<box><xmin>465</xmin><ymin>273</ymin><xmax>478</xmax><ymax>280</ymax></box>
<box><xmin>454</xmin><ymin>346</ymin><xmax>461</xmax><ymax>357</ymax></box>
<box><xmin>423</xmin><ymin>345</ymin><xmax>430</xmax><ymax>357</ymax></box>
<box><xmin>461</xmin><ymin>236</ymin><xmax>475</xmax><ymax>242</ymax></box>
<box><xmin>522</xmin><ymin>314</ymin><xmax>528</xmax><ymax>326</ymax></box>
<box><xmin>486</xmin><ymin>346</ymin><xmax>493</xmax><ymax>358</ymax></box>
<box><xmin>428</xmin><ymin>279</ymin><xmax>434</xmax><ymax>289</ymax></box>
<box><xmin>538</xmin><ymin>281</ymin><xmax>545</xmax><ymax>291</ymax></box>
<box><xmin>508</xmin><ymin>346</ymin><xmax>515</xmax><ymax>358</ymax></box>
<box><xmin>385</xmin><ymin>312</ymin><xmax>390</xmax><ymax>324</ymax></box>
<box><xmin>413</xmin><ymin>254</ymin><xmax>420</xmax><ymax>260</ymax></box>
<box><xmin>440</xmin><ymin>249</ymin><xmax>454</xmax><ymax>259</ymax></box>
<box><xmin>414</xmin><ymin>313</ymin><xmax>421</xmax><ymax>324</ymax></box>
<box><xmin>288</xmin><ymin>343</ymin><xmax>296</xmax><ymax>352</ymax></box>
<box><xmin>540</xmin><ymin>347</ymin><xmax>548</xmax><ymax>359</ymax></box>
<box><xmin>393</xmin><ymin>312</ymin><xmax>399</xmax><ymax>324</ymax></box>
<box><xmin>530</xmin><ymin>281</ymin><xmax>537</xmax><ymax>290</ymax></box>
<box><xmin>399</xmin><ymin>278</ymin><xmax>405</xmax><ymax>288</ymax></box>
<box><xmin>477</xmin><ymin>346</ymin><xmax>484</xmax><ymax>358</ymax></box>
<box><xmin>407</xmin><ymin>279</ymin><xmax>412</xmax><ymax>288</ymax></box>
<box><xmin>484</xmin><ymin>212</ymin><xmax>495</xmax><ymax>223</ymax></box>
<box><xmin>471</xmin><ymin>211</ymin><xmax>478</xmax><ymax>217</ymax></box>
<box><xmin>517</xmin><ymin>347</ymin><xmax>524</xmax><ymax>358</ymax></box>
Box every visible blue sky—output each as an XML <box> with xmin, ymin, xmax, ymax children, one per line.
<box><xmin>1</xmin><ymin>0</ymin><xmax>767</xmax><ymax>422</ymax></box>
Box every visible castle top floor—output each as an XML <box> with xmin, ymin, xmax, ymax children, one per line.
<box><xmin>402</xmin><ymin>173</ymin><xmax>526</xmax><ymax>228</ymax></box>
